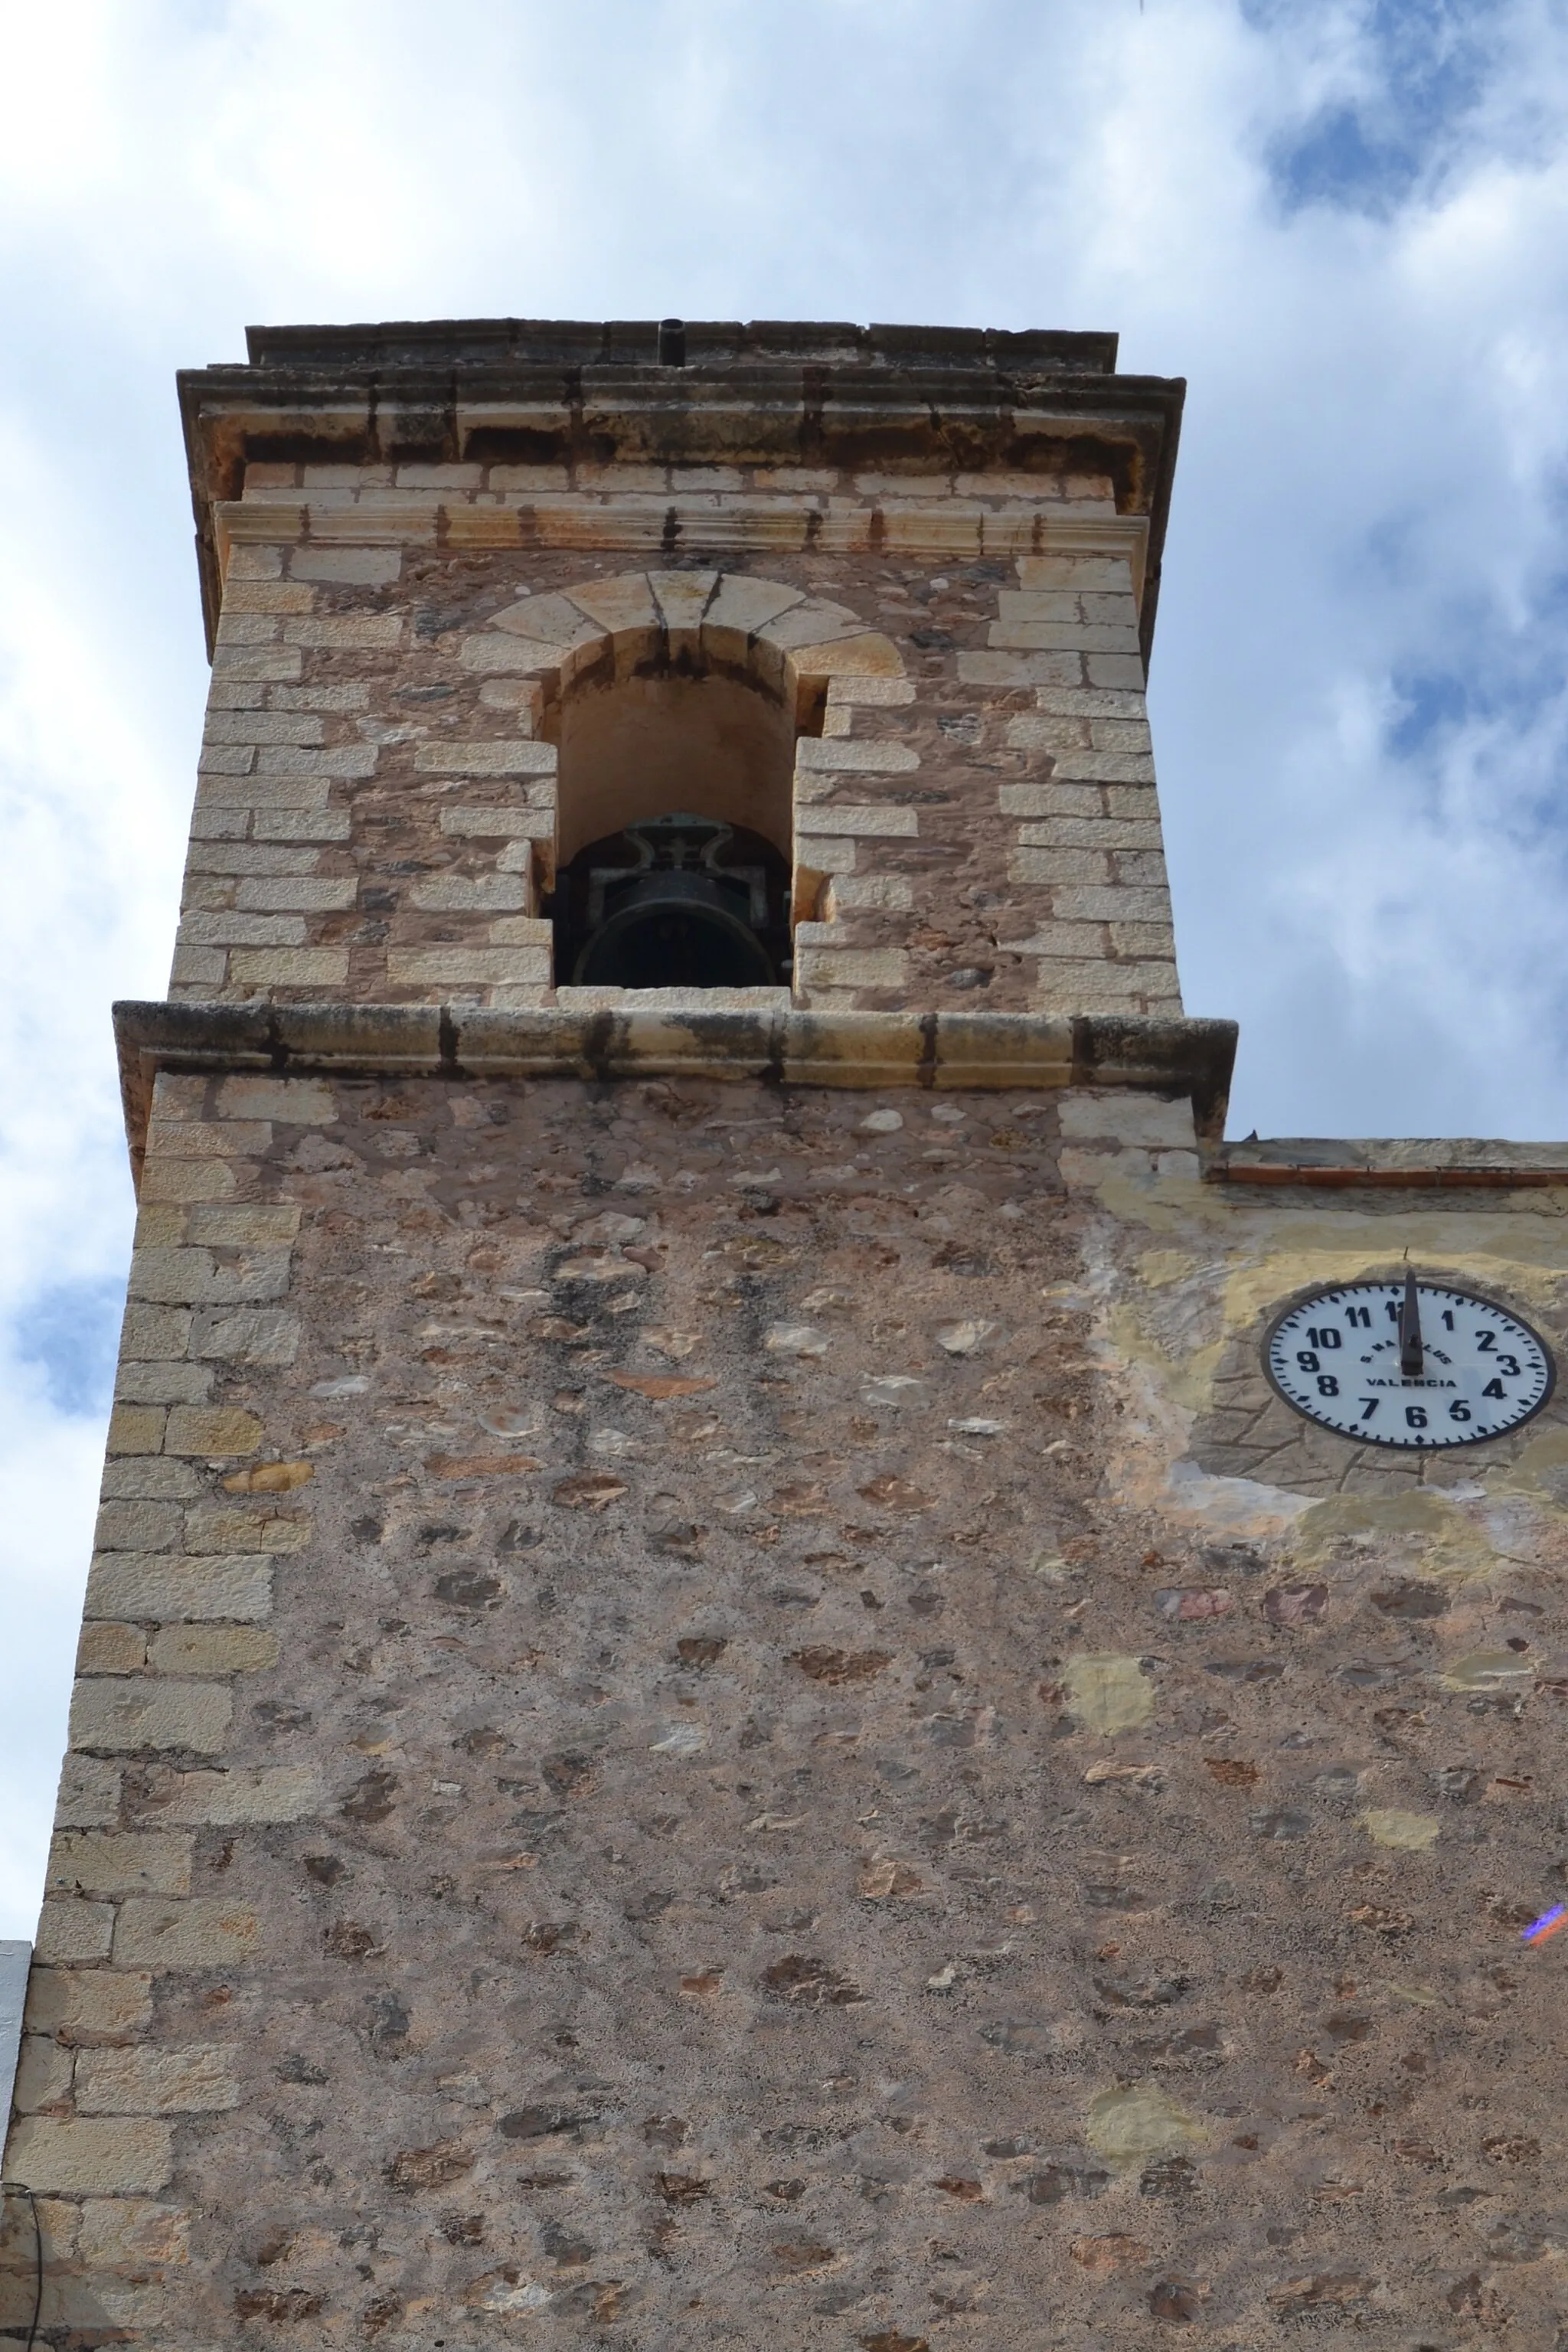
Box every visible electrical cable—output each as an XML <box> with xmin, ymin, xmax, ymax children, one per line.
<box><xmin>1</xmin><ymin>2182</ymin><xmax>42</xmax><ymax>2350</ymax></box>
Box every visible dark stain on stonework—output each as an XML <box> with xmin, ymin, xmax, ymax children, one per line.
<box><xmin>1013</xmin><ymin>2164</ymin><xmax>1109</xmax><ymax>2203</ymax></box>
<box><xmin>340</xmin><ymin>1769</ymin><xmax>397</xmax><ymax>1824</ymax></box>
<box><xmin>761</xmin><ymin>1954</ymin><xmax>865</xmax><ymax>2007</ymax></box>
<box><xmin>498</xmin><ymin>2103</ymin><xmax>602</xmax><ymax>2143</ymax></box>
<box><xmin>1371</xmin><ymin>1578</ymin><xmax>1450</xmax><ymax>1619</ymax></box>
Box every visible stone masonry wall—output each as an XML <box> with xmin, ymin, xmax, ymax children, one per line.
<box><xmin>8</xmin><ymin>1073</ymin><xmax>1568</xmax><ymax>2347</ymax></box>
<box><xmin>171</xmin><ymin>459</ymin><xmax>1175</xmax><ymax>1020</ymax></box>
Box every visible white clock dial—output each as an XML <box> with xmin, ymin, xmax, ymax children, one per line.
<box><xmin>1263</xmin><ymin>1279</ymin><xmax>1553</xmax><ymax>1449</ymax></box>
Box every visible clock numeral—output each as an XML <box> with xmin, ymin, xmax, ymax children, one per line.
<box><xmin>1477</xmin><ymin>1331</ymin><xmax>1497</xmax><ymax>1351</ymax></box>
<box><xmin>1449</xmin><ymin>1400</ymin><xmax>1472</xmax><ymax>1423</ymax></box>
<box><xmin>1497</xmin><ymin>1354</ymin><xmax>1521</xmax><ymax>1377</ymax></box>
<box><xmin>1482</xmin><ymin>1377</ymin><xmax>1506</xmax><ymax>1400</ymax></box>
<box><xmin>1297</xmin><ymin>1350</ymin><xmax>1320</xmax><ymax>1372</ymax></box>
<box><xmin>1442</xmin><ymin>1310</ymin><xmax>1455</xmax><ymax>1330</ymax></box>
<box><xmin>1316</xmin><ymin>1374</ymin><xmax>1339</xmax><ymax>1397</ymax></box>
<box><xmin>1345</xmin><ymin>1307</ymin><xmax>1372</xmax><ymax>1328</ymax></box>
<box><xmin>1305</xmin><ymin>1327</ymin><xmax>1341</xmax><ymax>1350</ymax></box>
<box><xmin>1405</xmin><ymin>1406</ymin><xmax>1428</xmax><ymax>1429</ymax></box>
<box><xmin>1358</xmin><ymin>1398</ymin><xmax>1378</xmax><ymax>1419</ymax></box>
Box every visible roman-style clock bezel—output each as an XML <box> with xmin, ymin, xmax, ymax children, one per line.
<box><xmin>1261</xmin><ymin>1273</ymin><xmax>1556</xmax><ymax>1450</ymax></box>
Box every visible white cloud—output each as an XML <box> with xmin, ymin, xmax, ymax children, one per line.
<box><xmin>4</xmin><ymin>0</ymin><xmax>1568</xmax><ymax>1928</ymax></box>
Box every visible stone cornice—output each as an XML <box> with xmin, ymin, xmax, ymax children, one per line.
<box><xmin>114</xmin><ymin>998</ymin><xmax>1237</xmax><ymax>1190</ymax></box>
<box><xmin>178</xmin><ymin>316</ymin><xmax>1185</xmax><ymax>662</ymax></box>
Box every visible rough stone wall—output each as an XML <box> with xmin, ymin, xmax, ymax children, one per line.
<box><xmin>8</xmin><ymin>1074</ymin><xmax>1568</xmax><ymax>2347</ymax></box>
<box><xmin>172</xmin><ymin>460</ymin><xmax>1175</xmax><ymax>1019</ymax></box>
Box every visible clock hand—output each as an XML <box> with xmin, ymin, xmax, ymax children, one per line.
<box><xmin>1399</xmin><ymin>1268</ymin><xmax>1424</xmax><ymax>1378</ymax></box>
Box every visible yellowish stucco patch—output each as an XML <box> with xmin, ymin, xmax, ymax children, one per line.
<box><xmin>1218</xmin><ymin>1233</ymin><xmax>1568</xmax><ymax>1348</ymax></box>
<box><xmin>1085</xmin><ymin>2082</ymin><xmax>1207</xmax><ymax>2170</ymax></box>
<box><xmin>1063</xmin><ymin>1653</ymin><xmax>1153</xmax><ymax>1736</ymax></box>
<box><xmin>1096</xmin><ymin>1174</ymin><xmax>1216</xmax><ymax>1233</ymax></box>
<box><xmin>1439</xmin><ymin>1650</ymin><xmax>1536</xmax><ymax>1692</ymax></box>
<box><xmin>1295</xmin><ymin>1492</ymin><xmax>1455</xmax><ymax>1544</ymax></box>
<box><xmin>1136</xmin><ymin>1250</ymin><xmax>1199</xmax><ymax>1289</ymax></box>
<box><xmin>1103</xmin><ymin>1303</ymin><xmax>1225</xmax><ymax>1416</ymax></box>
<box><xmin>1361</xmin><ymin>1809</ymin><xmax>1440</xmax><ymax>1851</ymax></box>
<box><xmin>1290</xmin><ymin>1491</ymin><xmax>1498</xmax><ymax>1578</ymax></box>
<box><xmin>1374</xmin><ymin>1979</ymin><xmax>1444</xmax><ymax>2009</ymax></box>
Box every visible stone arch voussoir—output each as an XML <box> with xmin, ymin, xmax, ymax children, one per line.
<box><xmin>473</xmin><ymin>566</ymin><xmax>904</xmax><ymax>704</ymax></box>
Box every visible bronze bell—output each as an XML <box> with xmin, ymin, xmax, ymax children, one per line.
<box><xmin>570</xmin><ymin>815</ymin><xmax>778</xmax><ymax>989</ymax></box>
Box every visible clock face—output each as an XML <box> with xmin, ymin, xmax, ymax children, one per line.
<box><xmin>1263</xmin><ymin>1279</ymin><xmax>1554</xmax><ymax>1449</ymax></box>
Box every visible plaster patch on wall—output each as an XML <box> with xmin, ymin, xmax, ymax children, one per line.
<box><xmin>1289</xmin><ymin>1491</ymin><xmax>1491</xmax><ymax>1572</ymax></box>
<box><xmin>1084</xmin><ymin>2082</ymin><xmax>1207</xmax><ymax>2170</ymax></box>
<box><xmin>1361</xmin><ymin>1808</ymin><xmax>1441</xmax><ymax>1851</ymax></box>
<box><xmin>1161</xmin><ymin>1461</ymin><xmax>1313</xmax><ymax>1540</ymax></box>
<box><xmin>1062</xmin><ymin>1653</ymin><xmax>1153</xmax><ymax>1735</ymax></box>
<box><xmin>1135</xmin><ymin>1248</ymin><xmax>1200</xmax><ymax>1289</ymax></box>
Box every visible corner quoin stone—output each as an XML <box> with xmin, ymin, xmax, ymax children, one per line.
<box><xmin>5</xmin><ymin>2116</ymin><xmax>174</xmax><ymax>2195</ymax></box>
<box><xmin>67</xmin><ymin>1683</ymin><xmax>233</xmax><ymax>1756</ymax></box>
<box><xmin>109</xmin><ymin>1901</ymin><xmax>260</xmax><ymax>1971</ymax></box>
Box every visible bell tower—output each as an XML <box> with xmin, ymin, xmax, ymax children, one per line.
<box><xmin>153</xmin><ymin>315</ymin><xmax>1193</xmax><ymax>1031</ymax></box>
<box><xmin>4</xmin><ymin>320</ymin><xmax>1261</xmax><ymax>2346</ymax></box>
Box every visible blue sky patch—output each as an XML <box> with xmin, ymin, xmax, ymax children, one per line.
<box><xmin>15</xmin><ymin>1279</ymin><xmax>124</xmax><ymax>1419</ymax></box>
<box><xmin>1388</xmin><ymin>668</ymin><xmax>1475</xmax><ymax>758</ymax></box>
<box><xmin>1258</xmin><ymin>0</ymin><xmax>1499</xmax><ymax>217</ymax></box>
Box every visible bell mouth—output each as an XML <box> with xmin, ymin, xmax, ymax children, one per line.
<box><xmin>552</xmin><ymin>812</ymin><xmax>789</xmax><ymax>991</ymax></box>
<box><xmin>573</xmin><ymin>884</ymin><xmax>777</xmax><ymax>988</ymax></box>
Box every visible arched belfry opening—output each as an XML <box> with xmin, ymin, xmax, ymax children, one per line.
<box><xmin>547</xmin><ymin>658</ymin><xmax>797</xmax><ymax>991</ymax></box>
<box><xmin>452</xmin><ymin>567</ymin><xmax>906</xmax><ymax>1000</ymax></box>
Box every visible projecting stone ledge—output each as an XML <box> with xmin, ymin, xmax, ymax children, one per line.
<box><xmin>1216</xmin><ymin>1135</ymin><xmax>1568</xmax><ymax>1187</ymax></box>
<box><xmin>113</xmin><ymin>997</ymin><xmax>1237</xmax><ymax>1183</ymax></box>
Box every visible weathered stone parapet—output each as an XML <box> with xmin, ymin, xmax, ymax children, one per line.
<box><xmin>1214</xmin><ymin>1135</ymin><xmax>1568</xmax><ymax>1186</ymax></box>
<box><xmin>179</xmin><ymin>318</ymin><xmax>1181</xmax><ymax>659</ymax></box>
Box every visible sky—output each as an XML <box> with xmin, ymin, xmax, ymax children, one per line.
<box><xmin>2</xmin><ymin>0</ymin><xmax>1568</xmax><ymax>1932</ymax></box>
